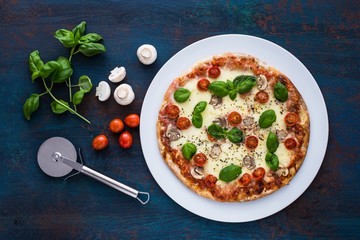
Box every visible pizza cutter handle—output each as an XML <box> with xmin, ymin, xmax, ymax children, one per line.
<box><xmin>81</xmin><ymin>166</ymin><xmax>150</xmax><ymax>204</ymax></box>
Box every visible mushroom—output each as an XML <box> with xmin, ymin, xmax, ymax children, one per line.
<box><xmin>113</xmin><ymin>84</ymin><xmax>135</xmax><ymax>105</ymax></box>
<box><xmin>276</xmin><ymin>167</ymin><xmax>289</xmax><ymax>177</ymax></box>
<box><xmin>137</xmin><ymin>44</ymin><xmax>157</xmax><ymax>65</ymax></box>
<box><xmin>243</xmin><ymin>116</ymin><xmax>254</xmax><ymax>127</ymax></box>
<box><xmin>213</xmin><ymin>117</ymin><xmax>226</xmax><ymax>127</ymax></box>
<box><xmin>209</xmin><ymin>144</ymin><xmax>222</xmax><ymax>159</ymax></box>
<box><xmin>108</xmin><ymin>66</ymin><xmax>126</xmax><ymax>83</ymax></box>
<box><xmin>243</xmin><ymin>155</ymin><xmax>256</xmax><ymax>170</ymax></box>
<box><xmin>276</xmin><ymin>130</ymin><xmax>288</xmax><ymax>142</ymax></box>
<box><xmin>95</xmin><ymin>81</ymin><xmax>111</xmax><ymax>101</ymax></box>
<box><xmin>190</xmin><ymin>166</ymin><xmax>204</xmax><ymax>179</ymax></box>
<box><xmin>256</xmin><ymin>75</ymin><xmax>268</xmax><ymax>90</ymax></box>
<box><xmin>209</xmin><ymin>95</ymin><xmax>222</xmax><ymax>109</ymax></box>
<box><xmin>165</xmin><ymin>125</ymin><xmax>182</xmax><ymax>141</ymax></box>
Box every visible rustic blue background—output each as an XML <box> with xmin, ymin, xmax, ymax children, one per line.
<box><xmin>1</xmin><ymin>0</ymin><xmax>359</xmax><ymax>239</ymax></box>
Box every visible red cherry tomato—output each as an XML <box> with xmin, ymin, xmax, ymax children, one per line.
<box><xmin>284</xmin><ymin>112</ymin><xmax>300</xmax><ymax>127</ymax></box>
<box><xmin>109</xmin><ymin>118</ymin><xmax>124</xmax><ymax>133</ymax></box>
<box><xmin>197</xmin><ymin>78</ymin><xmax>210</xmax><ymax>91</ymax></box>
<box><xmin>239</xmin><ymin>173</ymin><xmax>252</xmax><ymax>186</ymax></box>
<box><xmin>165</xmin><ymin>104</ymin><xmax>180</xmax><ymax>119</ymax></box>
<box><xmin>227</xmin><ymin>111</ymin><xmax>242</xmax><ymax>126</ymax></box>
<box><xmin>193</xmin><ymin>153</ymin><xmax>207</xmax><ymax>167</ymax></box>
<box><xmin>119</xmin><ymin>131</ymin><xmax>133</xmax><ymax>149</ymax></box>
<box><xmin>124</xmin><ymin>114</ymin><xmax>140</xmax><ymax>128</ymax></box>
<box><xmin>255</xmin><ymin>91</ymin><xmax>269</xmax><ymax>103</ymax></box>
<box><xmin>92</xmin><ymin>134</ymin><xmax>109</xmax><ymax>150</ymax></box>
<box><xmin>252</xmin><ymin>167</ymin><xmax>265</xmax><ymax>181</ymax></box>
<box><xmin>208</xmin><ymin>66</ymin><xmax>221</xmax><ymax>78</ymax></box>
<box><xmin>176</xmin><ymin>116</ymin><xmax>191</xmax><ymax>130</ymax></box>
<box><xmin>204</xmin><ymin>174</ymin><xmax>217</xmax><ymax>188</ymax></box>
<box><xmin>284</xmin><ymin>138</ymin><xmax>297</xmax><ymax>149</ymax></box>
<box><xmin>245</xmin><ymin>136</ymin><xmax>259</xmax><ymax>150</ymax></box>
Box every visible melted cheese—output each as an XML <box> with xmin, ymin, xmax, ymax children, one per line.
<box><xmin>170</xmin><ymin>68</ymin><xmax>291</xmax><ymax>180</ymax></box>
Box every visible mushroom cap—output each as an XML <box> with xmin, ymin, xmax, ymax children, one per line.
<box><xmin>113</xmin><ymin>83</ymin><xmax>135</xmax><ymax>105</ymax></box>
<box><xmin>108</xmin><ymin>66</ymin><xmax>126</xmax><ymax>83</ymax></box>
<box><xmin>95</xmin><ymin>81</ymin><xmax>111</xmax><ymax>101</ymax></box>
<box><xmin>137</xmin><ymin>44</ymin><xmax>157</xmax><ymax>65</ymax></box>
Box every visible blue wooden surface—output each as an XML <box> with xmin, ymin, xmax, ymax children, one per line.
<box><xmin>1</xmin><ymin>0</ymin><xmax>359</xmax><ymax>239</ymax></box>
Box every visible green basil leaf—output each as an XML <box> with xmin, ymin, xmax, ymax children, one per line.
<box><xmin>226</xmin><ymin>80</ymin><xmax>237</xmax><ymax>100</ymax></box>
<box><xmin>219</xmin><ymin>164</ymin><xmax>242</xmax><ymax>183</ymax></box>
<box><xmin>54</xmin><ymin>29</ymin><xmax>76</xmax><ymax>48</ymax></box>
<box><xmin>193</xmin><ymin>101</ymin><xmax>207</xmax><ymax>113</ymax></box>
<box><xmin>78</xmin><ymin>75</ymin><xmax>92</xmax><ymax>93</ymax></box>
<box><xmin>174</xmin><ymin>88</ymin><xmax>191</xmax><ymax>103</ymax></box>
<box><xmin>233</xmin><ymin>75</ymin><xmax>256</xmax><ymax>94</ymax></box>
<box><xmin>274</xmin><ymin>82</ymin><xmax>288</xmax><ymax>102</ymax></box>
<box><xmin>229</xmin><ymin>90</ymin><xmax>237</xmax><ymax>100</ymax></box>
<box><xmin>266</xmin><ymin>132</ymin><xmax>279</xmax><ymax>153</ymax></box>
<box><xmin>51</xmin><ymin>57</ymin><xmax>73</xmax><ymax>83</ymax></box>
<box><xmin>208</xmin><ymin>81</ymin><xmax>229</xmax><ymax>97</ymax></box>
<box><xmin>78</xmin><ymin>33</ymin><xmax>103</xmax><ymax>44</ymax></box>
<box><xmin>31</xmin><ymin>71</ymin><xmax>41</xmax><ymax>82</ymax></box>
<box><xmin>265</xmin><ymin>152</ymin><xmax>279</xmax><ymax>171</ymax></box>
<box><xmin>72</xmin><ymin>21</ymin><xmax>86</xmax><ymax>36</ymax></box>
<box><xmin>73</xmin><ymin>90</ymin><xmax>85</xmax><ymax>105</ymax></box>
<box><xmin>226</xmin><ymin>128</ymin><xmax>244</xmax><ymax>143</ymax></box>
<box><xmin>259</xmin><ymin>109</ymin><xmax>276</xmax><ymax>128</ymax></box>
<box><xmin>50</xmin><ymin>100</ymin><xmax>69</xmax><ymax>114</ymax></box>
<box><xmin>181</xmin><ymin>143</ymin><xmax>197</xmax><ymax>160</ymax></box>
<box><xmin>29</xmin><ymin>50</ymin><xmax>44</xmax><ymax>75</ymax></box>
<box><xmin>207</xmin><ymin>123</ymin><xmax>226</xmax><ymax>139</ymax></box>
<box><xmin>192</xmin><ymin>112</ymin><xmax>203</xmax><ymax>128</ymax></box>
<box><xmin>23</xmin><ymin>94</ymin><xmax>40</xmax><ymax>120</ymax></box>
<box><xmin>79</xmin><ymin>43</ymin><xmax>106</xmax><ymax>57</ymax></box>
<box><xmin>39</xmin><ymin>61</ymin><xmax>61</xmax><ymax>79</ymax></box>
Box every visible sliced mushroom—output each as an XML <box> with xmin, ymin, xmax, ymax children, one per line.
<box><xmin>243</xmin><ymin>116</ymin><xmax>254</xmax><ymax>127</ymax></box>
<box><xmin>276</xmin><ymin>130</ymin><xmax>288</xmax><ymax>142</ymax></box>
<box><xmin>190</xmin><ymin>166</ymin><xmax>204</xmax><ymax>179</ymax></box>
<box><xmin>165</xmin><ymin>125</ymin><xmax>182</xmax><ymax>141</ymax></box>
<box><xmin>209</xmin><ymin>144</ymin><xmax>222</xmax><ymax>159</ymax></box>
<box><xmin>243</xmin><ymin>155</ymin><xmax>256</xmax><ymax>170</ymax></box>
<box><xmin>257</xmin><ymin>75</ymin><xmax>268</xmax><ymax>90</ymax></box>
<box><xmin>276</xmin><ymin>167</ymin><xmax>289</xmax><ymax>177</ymax></box>
<box><xmin>213</xmin><ymin>117</ymin><xmax>226</xmax><ymax>127</ymax></box>
<box><xmin>95</xmin><ymin>81</ymin><xmax>111</xmax><ymax>101</ymax></box>
<box><xmin>137</xmin><ymin>44</ymin><xmax>157</xmax><ymax>65</ymax></box>
<box><xmin>209</xmin><ymin>95</ymin><xmax>222</xmax><ymax>109</ymax></box>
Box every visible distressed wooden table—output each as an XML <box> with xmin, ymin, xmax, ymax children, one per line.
<box><xmin>1</xmin><ymin>0</ymin><xmax>359</xmax><ymax>239</ymax></box>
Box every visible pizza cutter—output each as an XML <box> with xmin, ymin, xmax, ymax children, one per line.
<box><xmin>37</xmin><ymin>137</ymin><xmax>150</xmax><ymax>204</ymax></box>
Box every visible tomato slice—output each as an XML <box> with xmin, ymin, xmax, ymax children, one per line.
<box><xmin>239</xmin><ymin>173</ymin><xmax>252</xmax><ymax>186</ymax></box>
<box><xmin>208</xmin><ymin>66</ymin><xmax>221</xmax><ymax>78</ymax></box>
<box><xmin>284</xmin><ymin>138</ymin><xmax>297</xmax><ymax>149</ymax></box>
<box><xmin>252</xmin><ymin>167</ymin><xmax>265</xmax><ymax>181</ymax></box>
<box><xmin>245</xmin><ymin>136</ymin><xmax>259</xmax><ymax>150</ymax></box>
<box><xmin>165</xmin><ymin>104</ymin><xmax>180</xmax><ymax>119</ymax></box>
<box><xmin>227</xmin><ymin>111</ymin><xmax>242</xmax><ymax>126</ymax></box>
<box><xmin>197</xmin><ymin>78</ymin><xmax>210</xmax><ymax>91</ymax></box>
<box><xmin>176</xmin><ymin>116</ymin><xmax>191</xmax><ymax>130</ymax></box>
<box><xmin>255</xmin><ymin>91</ymin><xmax>269</xmax><ymax>103</ymax></box>
<box><xmin>204</xmin><ymin>174</ymin><xmax>217</xmax><ymax>188</ymax></box>
<box><xmin>284</xmin><ymin>112</ymin><xmax>300</xmax><ymax>126</ymax></box>
<box><xmin>193</xmin><ymin>153</ymin><xmax>207</xmax><ymax>167</ymax></box>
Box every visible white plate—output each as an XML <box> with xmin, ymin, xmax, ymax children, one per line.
<box><xmin>140</xmin><ymin>34</ymin><xmax>328</xmax><ymax>222</ymax></box>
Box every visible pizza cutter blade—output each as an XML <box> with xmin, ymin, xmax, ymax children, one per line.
<box><xmin>37</xmin><ymin>137</ymin><xmax>150</xmax><ymax>204</ymax></box>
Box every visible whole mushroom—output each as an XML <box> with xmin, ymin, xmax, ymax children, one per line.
<box><xmin>95</xmin><ymin>81</ymin><xmax>111</xmax><ymax>101</ymax></box>
<box><xmin>113</xmin><ymin>84</ymin><xmax>135</xmax><ymax>105</ymax></box>
<box><xmin>108</xmin><ymin>66</ymin><xmax>126</xmax><ymax>83</ymax></box>
<box><xmin>137</xmin><ymin>44</ymin><xmax>157</xmax><ymax>65</ymax></box>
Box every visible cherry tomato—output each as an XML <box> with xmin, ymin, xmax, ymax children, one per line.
<box><xmin>252</xmin><ymin>167</ymin><xmax>265</xmax><ymax>181</ymax></box>
<box><xmin>239</xmin><ymin>173</ymin><xmax>252</xmax><ymax>186</ymax></box>
<box><xmin>165</xmin><ymin>104</ymin><xmax>180</xmax><ymax>119</ymax></box>
<box><xmin>284</xmin><ymin>138</ymin><xmax>297</xmax><ymax>150</ymax></box>
<box><xmin>119</xmin><ymin>131</ymin><xmax>133</xmax><ymax>149</ymax></box>
<box><xmin>255</xmin><ymin>91</ymin><xmax>269</xmax><ymax>103</ymax></box>
<box><xmin>284</xmin><ymin>112</ymin><xmax>300</xmax><ymax>127</ymax></box>
<box><xmin>124</xmin><ymin>114</ymin><xmax>140</xmax><ymax>128</ymax></box>
<box><xmin>208</xmin><ymin>66</ymin><xmax>221</xmax><ymax>78</ymax></box>
<box><xmin>92</xmin><ymin>134</ymin><xmax>108</xmax><ymax>150</ymax></box>
<box><xmin>227</xmin><ymin>111</ymin><xmax>242</xmax><ymax>126</ymax></box>
<box><xmin>204</xmin><ymin>174</ymin><xmax>217</xmax><ymax>188</ymax></box>
<box><xmin>193</xmin><ymin>153</ymin><xmax>207</xmax><ymax>167</ymax></box>
<box><xmin>197</xmin><ymin>78</ymin><xmax>210</xmax><ymax>91</ymax></box>
<box><xmin>245</xmin><ymin>136</ymin><xmax>259</xmax><ymax>150</ymax></box>
<box><xmin>176</xmin><ymin>116</ymin><xmax>191</xmax><ymax>130</ymax></box>
<box><xmin>109</xmin><ymin>118</ymin><xmax>124</xmax><ymax>133</ymax></box>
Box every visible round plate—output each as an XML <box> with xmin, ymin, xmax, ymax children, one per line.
<box><xmin>37</xmin><ymin>137</ymin><xmax>77</xmax><ymax>177</ymax></box>
<box><xmin>140</xmin><ymin>34</ymin><xmax>328</xmax><ymax>222</ymax></box>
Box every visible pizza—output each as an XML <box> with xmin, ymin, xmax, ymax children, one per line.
<box><xmin>156</xmin><ymin>53</ymin><xmax>310</xmax><ymax>202</ymax></box>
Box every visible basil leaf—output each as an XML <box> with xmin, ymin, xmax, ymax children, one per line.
<box><xmin>29</xmin><ymin>50</ymin><xmax>44</xmax><ymax>77</ymax></box>
<box><xmin>192</xmin><ymin>112</ymin><xmax>203</xmax><ymax>128</ymax></box>
<box><xmin>51</xmin><ymin>57</ymin><xmax>73</xmax><ymax>83</ymax></box>
<box><xmin>265</xmin><ymin>152</ymin><xmax>279</xmax><ymax>171</ymax></box>
<box><xmin>227</xmin><ymin>128</ymin><xmax>244</xmax><ymax>143</ymax></box>
<box><xmin>208</xmin><ymin>81</ymin><xmax>229</xmax><ymax>97</ymax></box>
<box><xmin>72</xmin><ymin>21</ymin><xmax>86</xmax><ymax>36</ymax></box>
<box><xmin>79</xmin><ymin>43</ymin><xmax>106</xmax><ymax>57</ymax></box>
<box><xmin>219</xmin><ymin>164</ymin><xmax>242</xmax><ymax>183</ymax></box>
<box><xmin>39</xmin><ymin>61</ymin><xmax>61</xmax><ymax>79</ymax></box>
<box><xmin>174</xmin><ymin>88</ymin><xmax>191</xmax><ymax>103</ymax></box>
<box><xmin>73</xmin><ymin>90</ymin><xmax>85</xmax><ymax>105</ymax></box>
<box><xmin>54</xmin><ymin>29</ymin><xmax>76</xmax><ymax>48</ymax></box>
<box><xmin>227</xmin><ymin>80</ymin><xmax>237</xmax><ymax>100</ymax></box>
<box><xmin>78</xmin><ymin>33</ymin><xmax>103</xmax><ymax>44</ymax></box>
<box><xmin>50</xmin><ymin>100</ymin><xmax>69</xmax><ymax>114</ymax></box>
<box><xmin>233</xmin><ymin>75</ymin><xmax>256</xmax><ymax>94</ymax></box>
<box><xmin>274</xmin><ymin>82</ymin><xmax>288</xmax><ymax>102</ymax></box>
<box><xmin>23</xmin><ymin>94</ymin><xmax>40</xmax><ymax>120</ymax></box>
<box><xmin>259</xmin><ymin>109</ymin><xmax>276</xmax><ymax>128</ymax></box>
<box><xmin>193</xmin><ymin>101</ymin><xmax>207</xmax><ymax>113</ymax></box>
<box><xmin>207</xmin><ymin>123</ymin><xmax>226</xmax><ymax>139</ymax></box>
<box><xmin>266</xmin><ymin>132</ymin><xmax>279</xmax><ymax>153</ymax></box>
<box><xmin>78</xmin><ymin>75</ymin><xmax>92</xmax><ymax>93</ymax></box>
<box><xmin>181</xmin><ymin>143</ymin><xmax>197</xmax><ymax>160</ymax></box>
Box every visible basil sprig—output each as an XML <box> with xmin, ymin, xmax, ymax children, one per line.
<box><xmin>219</xmin><ymin>164</ymin><xmax>242</xmax><ymax>182</ymax></box>
<box><xmin>266</xmin><ymin>132</ymin><xmax>279</xmax><ymax>153</ymax></box>
<box><xmin>208</xmin><ymin>81</ymin><xmax>229</xmax><ymax>97</ymax></box>
<box><xmin>233</xmin><ymin>75</ymin><xmax>257</xmax><ymax>94</ymax></box>
<box><xmin>192</xmin><ymin>101</ymin><xmax>207</xmax><ymax>128</ymax></box>
<box><xmin>265</xmin><ymin>152</ymin><xmax>279</xmax><ymax>171</ymax></box>
<box><xmin>182</xmin><ymin>142</ymin><xmax>197</xmax><ymax>160</ymax></box>
<box><xmin>259</xmin><ymin>110</ymin><xmax>276</xmax><ymax>128</ymax></box>
<box><xmin>274</xmin><ymin>82</ymin><xmax>288</xmax><ymax>102</ymax></box>
<box><xmin>174</xmin><ymin>88</ymin><xmax>191</xmax><ymax>103</ymax></box>
<box><xmin>207</xmin><ymin>123</ymin><xmax>244</xmax><ymax>143</ymax></box>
